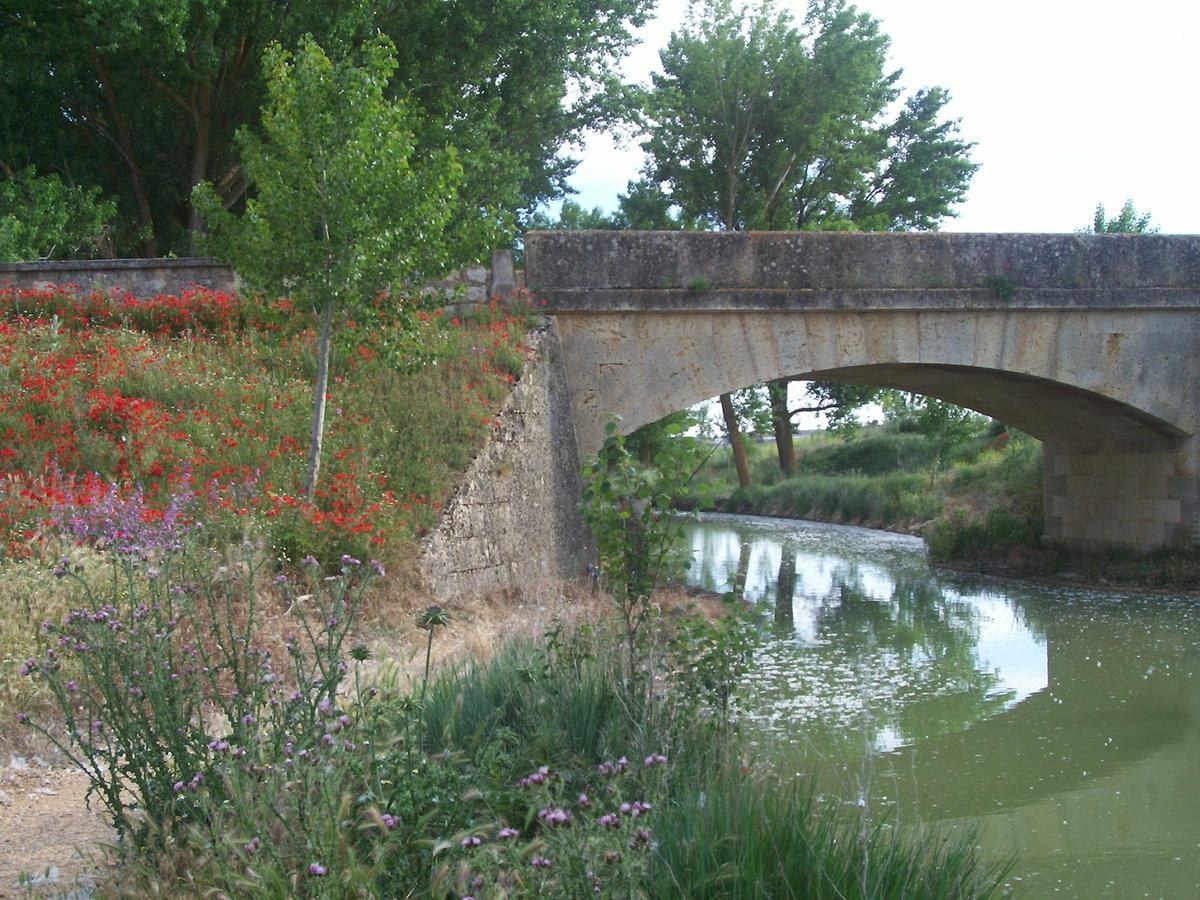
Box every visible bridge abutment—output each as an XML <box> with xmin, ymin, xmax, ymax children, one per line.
<box><xmin>1044</xmin><ymin>437</ymin><xmax>1200</xmax><ymax>552</ymax></box>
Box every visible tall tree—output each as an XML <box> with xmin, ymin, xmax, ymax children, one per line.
<box><xmin>193</xmin><ymin>36</ymin><xmax>462</xmax><ymax>500</ymax></box>
<box><xmin>0</xmin><ymin>0</ymin><xmax>652</xmax><ymax>257</ymax></box>
<box><xmin>639</xmin><ymin>0</ymin><xmax>977</xmax><ymax>479</ymax></box>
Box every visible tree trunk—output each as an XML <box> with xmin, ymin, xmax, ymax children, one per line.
<box><xmin>186</xmin><ymin>84</ymin><xmax>212</xmax><ymax>241</ymax></box>
<box><xmin>719</xmin><ymin>392</ymin><xmax>751</xmax><ymax>489</ymax></box>
<box><xmin>92</xmin><ymin>51</ymin><xmax>157</xmax><ymax>256</ymax></box>
<box><xmin>767</xmin><ymin>378</ymin><xmax>795</xmax><ymax>473</ymax></box>
<box><xmin>304</xmin><ymin>300</ymin><xmax>335</xmax><ymax>501</ymax></box>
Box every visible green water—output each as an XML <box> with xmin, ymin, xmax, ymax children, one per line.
<box><xmin>682</xmin><ymin>513</ymin><xmax>1200</xmax><ymax>899</ymax></box>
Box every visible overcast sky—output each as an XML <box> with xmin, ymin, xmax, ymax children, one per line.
<box><xmin>568</xmin><ymin>0</ymin><xmax>1199</xmax><ymax>234</ymax></box>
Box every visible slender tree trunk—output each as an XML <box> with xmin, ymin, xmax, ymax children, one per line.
<box><xmin>305</xmin><ymin>300</ymin><xmax>335</xmax><ymax>501</ymax></box>
<box><xmin>767</xmin><ymin>378</ymin><xmax>795</xmax><ymax>473</ymax></box>
<box><xmin>719</xmin><ymin>392</ymin><xmax>751</xmax><ymax>489</ymax></box>
<box><xmin>186</xmin><ymin>85</ymin><xmax>212</xmax><ymax>241</ymax></box>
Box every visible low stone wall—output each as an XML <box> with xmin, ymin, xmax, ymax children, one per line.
<box><xmin>0</xmin><ymin>249</ymin><xmax>522</xmax><ymax>303</ymax></box>
<box><xmin>419</xmin><ymin>323</ymin><xmax>592</xmax><ymax>599</ymax></box>
<box><xmin>0</xmin><ymin>257</ymin><xmax>236</xmax><ymax>295</ymax></box>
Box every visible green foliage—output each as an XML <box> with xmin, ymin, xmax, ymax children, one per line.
<box><xmin>801</xmin><ymin>430</ymin><xmax>943</xmax><ymax>476</ymax></box>
<box><xmin>985</xmin><ymin>273</ymin><xmax>1016</xmax><ymax>299</ymax></box>
<box><xmin>724</xmin><ymin>469</ymin><xmax>943</xmax><ymax>525</ymax></box>
<box><xmin>648</xmin><ymin>763</ymin><xmax>1010</xmax><ymax>899</ymax></box>
<box><xmin>18</xmin><ymin>538</ymin><xmax>380</xmax><ymax>852</ymax></box>
<box><xmin>1090</xmin><ymin>199</ymin><xmax>1157</xmax><ymax>233</ymax></box>
<box><xmin>15</xmin><ymin>531</ymin><xmax>1008</xmax><ymax>896</ymax></box>
<box><xmin>0</xmin><ymin>168</ymin><xmax>116</xmax><ymax>261</ymax></box>
<box><xmin>581</xmin><ymin>422</ymin><xmax>709</xmax><ymax>668</ymax></box>
<box><xmin>194</xmin><ymin>35</ymin><xmax>466</xmax><ymax>497</ymax></box>
<box><xmin>0</xmin><ymin>0</ymin><xmax>652</xmax><ymax>255</ymax></box>
<box><xmin>640</xmin><ymin>0</ymin><xmax>977</xmax><ymax>231</ymax></box>
<box><xmin>526</xmin><ymin>199</ymin><xmax>619</xmax><ymax>231</ymax></box>
<box><xmin>194</xmin><ymin>36</ymin><xmax>462</xmax><ymax>315</ymax></box>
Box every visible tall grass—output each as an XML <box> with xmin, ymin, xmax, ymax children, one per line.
<box><xmin>723</xmin><ymin>471</ymin><xmax>941</xmax><ymax>527</ymax></box>
<box><xmin>649</xmin><ymin>766</ymin><xmax>1009</xmax><ymax>899</ymax></box>
<box><xmin>414</xmin><ymin>630</ymin><xmax>1008</xmax><ymax>900</ymax></box>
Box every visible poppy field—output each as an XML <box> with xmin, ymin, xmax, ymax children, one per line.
<box><xmin>0</xmin><ymin>282</ymin><xmax>535</xmax><ymax>566</ymax></box>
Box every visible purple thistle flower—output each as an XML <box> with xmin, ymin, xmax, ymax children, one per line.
<box><xmin>370</xmin><ymin>559</ymin><xmax>385</xmax><ymax>577</ymax></box>
<box><xmin>15</xmin><ymin>712</ymin><xmax>29</xmax><ymax>724</ymax></box>
<box><xmin>340</xmin><ymin>554</ymin><xmax>361</xmax><ymax>567</ymax></box>
<box><xmin>461</xmin><ymin>835</ymin><xmax>482</xmax><ymax>848</ymax></box>
<box><xmin>531</xmin><ymin>856</ymin><xmax>552</xmax><ymax>869</ymax></box>
<box><xmin>308</xmin><ymin>863</ymin><xmax>327</xmax><ymax>877</ymax></box>
<box><xmin>497</xmin><ymin>827</ymin><xmax>519</xmax><ymax>840</ymax></box>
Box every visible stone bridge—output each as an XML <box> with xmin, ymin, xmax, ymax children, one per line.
<box><xmin>525</xmin><ymin>230</ymin><xmax>1200</xmax><ymax>552</ymax></box>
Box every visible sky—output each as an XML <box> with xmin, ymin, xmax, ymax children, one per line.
<box><xmin>567</xmin><ymin>0</ymin><xmax>1199</xmax><ymax>234</ymax></box>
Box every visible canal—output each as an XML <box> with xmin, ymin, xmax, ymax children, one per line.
<box><xmin>681</xmin><ymin>513</ymin><xmax>1200</xmax><ymax>899</ymax></box>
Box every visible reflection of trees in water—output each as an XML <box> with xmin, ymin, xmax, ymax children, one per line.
<box><xmin>769</xmin><ymin>549</ymin><xmax>1013</xmax><ymax>744</ymax></box>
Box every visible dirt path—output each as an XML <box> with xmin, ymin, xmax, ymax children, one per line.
<box><xmin>0</xmin><ymin>760</ymin><xmax>112</xmax><ymax>896</ymax></box>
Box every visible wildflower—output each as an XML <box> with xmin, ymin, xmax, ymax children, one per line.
<box><xmin>15</xmin><ymin>712</ymin><xmax>29</xmax><ymax>724</ymax></box>
<box><xmin>531</xmin><ymin>856</ymin><xmax>551</xmax><ymax>869</ymax></box>
<box><xmin>380</xmin><ymin>814</ymin><xmax>398</xmax><ymax>830</ymax></box>
<box><xmin>66</xmin><ymin>680</ymin><xmax>78</xmax><ymax>693</ymax></box>
<box><xmin>172</xmin><ymin>781</ymin><xmax>185</xmax><ymax>793</ymax></box>
<box><xmin>241</xmin><ymin>713</ymin><xmax>255</xmax><ymax>726</ymax></box>
<box><xmin>308</xmin><ymin>863</ymin><xmax>327</xmax><ymax>876</ymax></box>
<box><xmin>497</xmin><ymin>827</ymin><xmax>519</xmax><ymax>840</ymax></box>
<box><xmin>340</xmin><ymin>554</ymin><xmax>361</xmax><ymax>567</ymax></box>
<box><xmin>578</xmin><ymin>792</ymin><xmax>590</xmax><ymax>808</ymax></box>
<box><xmin>245</xmin><ymin>837</ymin><xmax>261</xmax><ymax>855</ymax></box>
<box><xmin>461</xmin><ymin>835</ymin><xmax>482</xmax><ymax>848</ymax></box>
<box><xmin>537</xmin><ymin>807</ymin><xmax>571</xmax><ymax>826</ymax></box>
<box><xmin>643</xmin><ymin>753</ymin><xmax>667</xmax><ymax>767</ymax></box>
<box><xmin>370</xmin><ymin>559</ymin><xmax>385</xmax><ymax>577</ymax></box>
<box><xmin>598</xmin><ymin>813</ymin><xmax>620</xmax><ymax>828</ymax></box>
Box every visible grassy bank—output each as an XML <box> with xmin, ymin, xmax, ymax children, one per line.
<box><xmin>698</xmin><ymin>425</ymin><xmax>1039</xmax><ymax>538</ymax></box>
<box><xmin>10</xmin><ymin>530</ymin><xmax>1009</xmax><ymax>897</ymax></box>
<box><xmin>695</xmin><ymin>424</ymin><xmax>1200</xmax><ymax>590</ymax></box>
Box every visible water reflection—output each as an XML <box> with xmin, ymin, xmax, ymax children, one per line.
<box><xmin>681</xmin><ymin>513</ymin><xmax>1200</xmax><ymax>898</ymax></box>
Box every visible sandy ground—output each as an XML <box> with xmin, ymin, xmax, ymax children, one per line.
<box><xmin>0</xmin><ymin>761</ymin><xmax>112</xmax><ymax>897</ymax></box>
<box><xmin>0</xmin><ymin>578</ymin><xmax>617</xmax><ymax>896</ymax></box>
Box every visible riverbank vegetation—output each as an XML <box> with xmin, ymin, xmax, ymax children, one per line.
<box><xmin>9</xmin><ymin>469</ymin><xmax>1010</xmax><ymax>898</ymax></box>
<box><xmin>690</xmin><ymin>408</ymin><xmax>1200</xmax><ymax>590</ymax></box>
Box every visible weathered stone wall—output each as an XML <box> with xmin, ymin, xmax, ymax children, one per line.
<box><xmin>527</xmin><ymin>230</ymin><xmax>1200</xmax><ymax>552</ymax></box>
<box><xmin>419</xmin><ymin>323</ymin><xmax>593</xmax><ymax>599</ymax></box>
<box><xmin>0</xmin><ymin>257</ymin><xmax>236</xmax><ymax>295</ymax></box>
<box><xmin>1044</xmin><ymin>436</ymin><xmax>1200</xmax><ymax>551</ymax></box>
<box><xmin>0</xmin><ymin>248</ymin><xmax>523</xmax><ymax>302</ymax></box>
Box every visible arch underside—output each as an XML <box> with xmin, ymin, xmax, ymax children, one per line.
<box><xmin>797</xmin><ymin>363</ymin><xmax>1186</xmax><ymax>448</ymax></box>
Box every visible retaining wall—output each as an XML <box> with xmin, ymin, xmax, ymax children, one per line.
<box><xmin>419</xmin><ymin>323</ymin><xmax>592</xmax><ymax>599</ymax></box>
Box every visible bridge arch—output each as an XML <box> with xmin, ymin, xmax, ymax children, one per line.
<box><xmin>527</xmin><ymin>230</ymin><xmax>1200</xmax><ymax>552</ymax></box>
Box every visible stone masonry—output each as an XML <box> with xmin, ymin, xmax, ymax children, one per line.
<box><xmin>526</xmin><ymin>230</ymin><xmax>1200</xmax><ymax>553</ymax></box>
<box><xmin>419</xmin><ymin>324</ymin><xmax>593</xmax><ymax>599</ymax></box>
